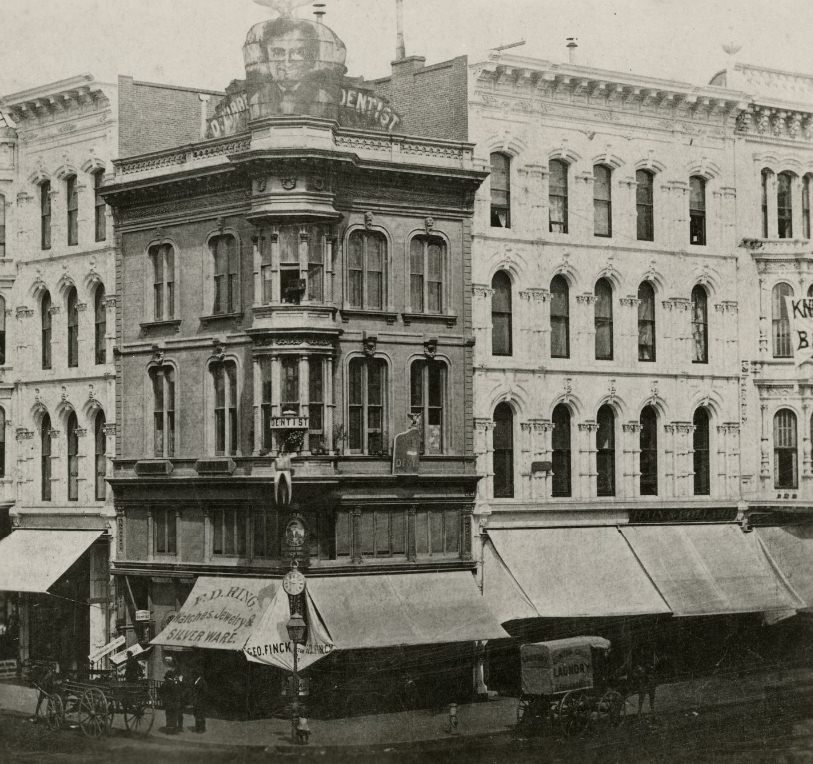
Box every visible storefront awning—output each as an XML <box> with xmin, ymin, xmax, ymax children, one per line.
<box><xmin>151</xmin><ymin>576</ymin><xmax>277</xmax><ymax>650</ymax></box>
<box><xmin>483</xmin><ymin>527</ymin><xmax>671</xmax><ymax>622</ymax></box>
<box><xmin>0</xmin><ymin>529</ymin><xmax>103</xmax><ymax>593</ymax></box>
<box><xmin>306</xmin><ymin>572</ymin><xmax>510</xmax><ymax>649</ymax></box>
<box><xmin>620</xmin><ymin>524</ymin><xmax>801</xmax><ymax>617</ymax></box>
<box><xmin>756</xmin><ymin>526</ymin><xmax>813</xmax><ymax>610</ymax></box>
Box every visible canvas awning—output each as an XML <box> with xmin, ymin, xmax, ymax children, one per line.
<box><xmin>151</xmin><ymin>576</ymin><xmax>277</xmax><ymax>650</ymax></box>
<box><xmin>0</xmin><ymin>529</ymin><xmax>103</xmax><ymax>593</ymax></box>
<box><xmin>483</xmin><ymin>527</ymin><xmax>670</xmax><ymax>622</ymax></box>
<box><xmin>620</xmin><ymin>524</ymin><xmax>801</xmax><ymax>616</ymax></box>
<box><xmin>306</xmin><ymin>571</ymin><xmax>510</xmax><ymax>649</ymax></box>
<box><xmin>756</xmin><ymin>526</ymin><xmax>813</xmax><ymax>610</ymax></box>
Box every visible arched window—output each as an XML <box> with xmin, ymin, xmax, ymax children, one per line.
<box><xmin>551</xmin><ymin>404</ymin><xmax>571</xmax><ymax>497</ymax></box>
<box><xmin>347</xmin><ymin>230</ymin><xmax>386</xmax><ymax>310</ymax></box>
<box><xmin>210</xmin><ymin>361</ymin><xmax>238</xmax><ymax>456</ymax></box>
<box><xmin>94</xmin><ymin>410</ymin><xmax>106</xmax><ymax>501</ymax></box>
<box><xmin>490</xmin><ymin>152</ymin><xmax>511</xmax><ymax>228</ymax></box>
<box><xmin>774</xmin><ymin>409</ymin><xmax>798</xmax><ymax>489</ymax></box>
<box><xmin>410</xmin><ymin>235</ymin><xmax>445</xmax><ymax>314</ymax></box>
<box><xmin>638</xmin><ymin>281</ymin><xmax>656</xmax><ymax>362</ymax></box>
<box><xmin>410</xmin><ymin>359</ymin><xmax>447</xmax><ymax>454</ymax></box>
<box><xmin>67</xmin><ymin>287</ymin><xmax>79</xmax><ymax>368</ymax></box>
<box><xmin>778</xmin><ymin>172</ymin><xmax>794</xmax><ymax>239</ymax></box>
<box><xmin>66</xmin><ymin>175</ymin><xmax>78</xmax><ymax>246</ymax></box>
<box><xmin>94</xmin><ymin>286</ymin><xmax>106</xmax><ymax>365</ymax></box>
<box><xmin>0</xmin><ymin>295</ymin><xmax>5</xmax><ymax>365</ymax></box>
<box><xmin>0</xmin><ymin>406</ymin><xmax>5</xmax><ymax>479</ymax></box>
<box><xmin>693</xmin><ymin>407</ymin><xmax>710</xmax><ymax>496</ymax></box>
<box><xmin>93</xmin><ymin>169</ymin><xmax>106</xmax><ymax>243</ymax></box>
<box><xmin>549</xmin><ymin>159</ymin><xmax>568</xmax><ymax>233</ymax></box>
<box><xmin>493</xmin><ymin>403</ymin><xmax>514</xmax><ymax>498</ymax></box>
<box><xmin>348</xmin><ymin>357</ymin><xmax>387</xmax><ymax>455</ymax></box>
<box><xmin>151</xmin><ymin>365</ymin><xmax>176</xmax><ymax>457</ymax></box>
<box><xmin>596</xmin><ymin>405</ymin><xmax>615</xmax><ymax>497</ymax></box>
<box><xmin>689</xmin><ymin>176</ymin><xmax>706</xmax><ymax>245</ymax></box>
<box><xmin>594</xmin><ymin>278</ymin><xmax>613</xmax><ymax>360</ymax></box>
<box><xmin>636</xmin><ymin>169</ymin><xmax>654</xmax><ymax>241</ymax></box>
<box><xmin>149</xmin><ymin>243</ymin><xmax>175</xmax><ymax>321</ymax></box>
<box><xmin>639</xmin><ymin>406</ymin><xmax>658</xmax><ymax>496</ymax></box>
<box><xmin>41</xmin><ymin>291</ymin><xmax>52</xmax><ymax>370</ymax></box>
<box><xmin>210</xmin><ymin>234</ymin><xmax>239</xmax><ymax>315</ymax></box>
<box><xmin>491</xmin><ymin>271</ymin><xmax>512</xmax><ymax>356</ymax></box>
<box><xmin>804</xmin><ymin>174</ymin><xmax>811</xmax><ymax>239</ymax></box>
<box><xmin>761</xmin><ymin>169</ymin><xmax>772</xmax><ymax>238</ymax></box>
<box><xmin>40</xmin><ymin>181</ymin><xmax>51</xmax><ymax>251</ymax></box>
<box><xmin>67</xmin><ymin>411</ymin><xmax>79</xmax><ymax>501</ymax></box>
<box><xmin>691</xmin><ymin>285</ymin><xmax>708</xmax><ymax>364</ymax></box>
<box><xmin>41</xmin><ymin>413</ymin><xmax>51</xmax><ymax>501</ymax></box>
<box><xmin>593</xmin><ymin>165</ymin><xmax>612</xmax><ymax>237</ymax></box>
<box><xmin>550</xmin><ymin>276</ymin><xmax>569</xmax><ymax>358</ymax></box>
<box><xmin>772</xmin><ymin>282</ymin><xmax>794</xmax><ymax>358</ymax></box>
<box><xmin>0</xmin><ymin>193</ymin><xmax>5</xmax><ymax>257</ymax></box>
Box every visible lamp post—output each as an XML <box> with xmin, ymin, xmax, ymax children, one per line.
<box><xmin>286</xmin><ymin>610</ymin><xmax>306</xmax><ymax>744</ymax></box>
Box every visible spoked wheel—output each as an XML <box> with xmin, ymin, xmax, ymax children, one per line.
<box><xmin>78</xmin><ymin>688</ymin><xmax>111</xmax><ymax>738</ymax></box>
<box><xmin>46</xmin><ymin>694</ymin><xmax>64</xmax><ymax>731</ymax></box>
<box><xmin>557</xmin><ymin>689</ymin><xmax>591</xmax><ymax>738</ymax></box>
<box><xmin>516</xmin><ymin>695</ymin><xmax>532</xmax><ymax>724</ymax></box>
<box><xmin>599</xmin><ymin>689</ymin><xmax>626</xmax><ymax>727</ymax></box>
<box><xmin>123</xmin><ymin>701</ymin><xmax>155</xmax><ymax>737</ymax></box>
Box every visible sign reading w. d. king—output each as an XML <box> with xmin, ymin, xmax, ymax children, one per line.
<box><xmin>785</xmin><ymin>297</ymin><xmax>813</xmax><ymax>364</ymax></box>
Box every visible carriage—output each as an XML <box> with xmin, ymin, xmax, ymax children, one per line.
<box><xmin>516</xmin><ymin>636</ymin><xmax>627</xmax><ymax>736</ymax></box>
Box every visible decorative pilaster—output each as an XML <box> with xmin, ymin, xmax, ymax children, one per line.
<box><xmin>251</xmin><ymin>234</ymin><xmax>262</xmax><ymax>307</ymax></box>
<box><xmin>576</xmin><ymin>293</ymin><xmax>596</xmax><ymax>365</ymax></box>
<box><xmin>252</xmin><ymin>357</ymin><xmax>262</xmax><ymax>454</ymax></box>
<box><xmin>351</xmin><ymin>506</ymin><xmax>363</xmax><ymax>563</ymax></box>
<box><xmin>473</xmin><ymin>417</ymin><xmax>494</xmax><ymax>502</ymax></box>
<box><xmin>460</xmin><ymin>505</ymin><xmax>473</xmax><ymax>561</ymax></box>
<box><xmin>622</xmin><ymin>421</ymin><xmax>641</xmax><ymax>499</ymax></box>
<box><xmin>619</xmin><ymin>295</ymin><xmax>641</xmax><ymax>366</ymax></box>
<box><xmin>472</xmin><ymin>285</ymin><xmax>493</xmax><ymax>362</ymax></box>
<box><xmin>577</xmin><ymin>421</ymin><xmax>598</xmax><ymax>498</ymax></box>
<box><xmin>803</xmin><ymin>403</ymin><xmax>813</xmax><ymax>479</ymax></box>
<box><xmin>663</xmin><ymin>423</ymin><xmax>676</xmax><ymax>498</ymax></box>
<box><xmin>759</xmin><ymin>404</ymin><xmax>771</xmax><ymax>480</ymax></box>
<box><xmin>406</xmin><ymin>504</ymin><xmax>417</xmax><ymax>563</ymax></box>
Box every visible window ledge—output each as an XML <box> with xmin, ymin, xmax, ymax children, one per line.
<box><xmin>199</xmin><ymin>312</ymin><xmax>243</xmax><ymax>323</ymax></box>
<box><xmin>340</xmin><ymin>308</ymin><xmax>398</xmax><ymax>324</ymax></box>
<box><xmin>402</xmin><ymin>312</ymin><xmax>458</xmax><ymax>328</ymax></box>
<box><xmin>139</xmin><ymin>319</ymin><xmax>182</xmax><ymax>331</ymax></box>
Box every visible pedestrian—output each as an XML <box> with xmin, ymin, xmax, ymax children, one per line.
<box><xmin>174</xmin><ymin>668</ymin><xmax>186</xmax><ymax>732</ymax></box>
<box><xmin>160</xmin><ymin>669</ymin><xmax>180</xmax><ymax>734</ymax></box>
<box><xmin>30</xmin><ymin>661</ymin><xmax>57</xmax><ymax>723</ymax></box>
<box><xmin>124</xmin><ymin>651</ymin><xmax>144</xmax><ymax>683</ymax></box>
<box><xmin>191</xmin><ymin>671</ymin><xmax>208</xmax><ymax>733</ymax></box>
<box><xmin>633</xmin><ymin>656</ymin><xmax>658</xmax><ymax>717</ymax></box>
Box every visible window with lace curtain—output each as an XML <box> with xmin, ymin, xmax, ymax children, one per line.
<box><xmin>549</xmin><ymin>159</ymin><xmax>568</xmax><ymax>233</ymax></box>
<box><xmin>638</xmin><ymin>282</ymin><xmax>656</xmax><ymax>361</ymax></box>
<box><xmin>772</xmin><ymin>282</ymin><xmax>793</xmax><ymax>358</ymax></box>
<box><xmin>774</xmin><ymin>409</ymin><xmax>798</xmax><ymax>489</ymax></box>
<box><xmin>691</xmin><ymin>285</ymin><xmax>708</xmax><ymax>363</ymax></box>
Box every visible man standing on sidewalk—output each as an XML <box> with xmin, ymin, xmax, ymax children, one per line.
<box><xmin>191</xmin><ymin>671</ymin><xmax>208</xmax><ymax>733</ymax></box>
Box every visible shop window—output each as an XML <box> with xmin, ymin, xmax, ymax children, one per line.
<box><xmin>593</xmin><ymin>165</ymin><xmax>612</xmax><ymax>237</ymax></box>
<box><xmin>774</xmin><ymin>409</ymin><xmax>798</xmax><ymax>490</ymax></box>
<box><xmin>279</xmin><ymin>226</ymin><xmax>302</xmax><ymax>304</ymax></box>
<box><xmin>638</xmin><ymin>281</ymin><xmax>656</xmax><ymax>362</ymax></box>
<box><xmin>153</xmin><ymin>508</ymin><xmax>177</xmax><ymax>555</ymax></box>
<box><xmin>778</xmin><ymin>172</ymin><xmax>794</xmax><ymax>239</ymax></box>
<box><xmin>252</xmin><ymin>510</ymin><xmax>280</xmax><ymax>559</ymax></box>
<box><xmin>281</xmin><ymin>357</ymin><xmax>299</xmax><ymax>416</ymax></box>
<box><xmin>0</xmin><ymin>406</ymin><xmax>5</xmax><ymax>479</ymax></box>
<box><xmin>361</xmin><ymin>510</ymin><xmax>408</xmax><ymax>558</ymax></box>
<box><xmin>409</xmin><ymin>235</ymin><xmax>445</xmax><ymax>313</ymax></box>
<box><xmin>347</xmin><ymin>230</ymin><xmax>386</xmax><ymax>310</ymax></box>
<box><xmin>67</xmin><ymin>411</ymin><xmax>79</xmax><ymax>501</ymax></box>
<box><xmin>260</xmin><ymin>359</ymin><xmax>273</xmax><ymax>451</ymax></box>
<box><xmin>693</xmin><ymin>407</ymin><xmax>710</xmax><ymax>496</ymax></box>
<box><xmin>549</xmin><ymin>159</ymin><xmax>568</xmax><ymax>234</ymax></box>
<box><xmin>636</xmin><ymin>169</ymin><xmax>654</xmax><ymax>241</ymax></box>
<box><xmin>66</xmin><ymin>175</ymin><xmax>78</xmax><ymax>246</ymax></box>
<box><xmin>307</xmin><ymin>225</ymin><xmax>324</xmax><ymax>302</ymax></box>
<box><xmin>149</xmin><ymin>243</ymin><xmax>175</xmax><ymax>321</ymax></box>
<box><xmin>596</xmin><ymin>405</ymin><xmax>615</xmax><ymax>497</ymax></box>
<box><xmin>550</xmin><ymin>276</ymin><xmax>569</xmax><ymax>359</ymax></box>
<box><xmin>41</xmin><ymin>291</ymin><xmax>52</xmax><ymax>370</ymax></box>
<box><xmin>94</xmin><ymin>285</ymin><xmax>106</xmax><ymax>365</ymax></box>
<box><xmin>491</xmin><ymin>271</ymin><xmax>512</xmax><ymax>356</ymax></box>
<box><xmin>772</xmin><ymin>282</ymin><xmax>793</xmax><ymax>358</ymax></box>
<box><xmin>415</xmin><ymin>508</ymin><xmax>459</xmax><ymax>557</ymax></box>
<box><xmin>0</xmin><ymin>296</ymin><xmax>5</xmax><ymax>365</ymax></box>
<box><xmin>40</xmin><ymin>181</ymin><xmax>51</xmax><ymax>251</ymax></box>
<box><xmin>308</xmin><ymin>358</ymin><xmax>325</xmax><ymax>452</ymax></box>
<box><xmin>211</xmin><ymin>234</ymin><xmax>239</xmax><ymax>315</ymax></box>
<box><xmin>689</xmin><ymin>176</ymin><xmax>706</xmax><ymax>245</ymax></box>
<box><xmin>691</xmin><ymin>285</ymin><xmax>708</xmax><ymax>364</ymax></box>
<box><xmin>94</xmin><ymin>410</ymin><xmax>106</xmax><ymax>501</ymax></box>
<box><xmin>41</xmin><ymin>414</ymin><xmax>51</xmax><ymax>501</ymax></box>
<box><xmin>94</xmin><ymin>169</ymin><xmax>106</xmax><ymax>242</ymax></box>
<box><xmin>493</xmin><ymin>403</ymin><xmax>514</xmax><ymax>498</ymax></box>
<box><xmin>0</xmin><ymin>193</ymin><xmax>5</xmax><ymax>257</ymax></box>
<box><xmin>348</xmin><ymin>357</ymin><xmax>386</xmax><ymax>455</ymax></box>
<box><xmin>67</xmin><ymin>287</ymin><xmax>79</xmax><ymax>368</ymax></box>
<box><xmin>212</xmin><ymin>508</ymin><xmax>247</xmax><ymax>557</ymax></box>
<box><xmin>804</xmin><ymin>174</ymin><xmax>811</xmax><ymax>239</ymax></box>
<box><xmin>761</xmin><ymin>169</ymin><xmax>771</xmax><ymax>238</ymax></box>
<box><xmin>639</xmin><ymin>406</ymin><xmax>658</xmax><ymax>496</ymax></box>
<box><xmin>594</xmin><ymin>278</ymin><xmax>613</xmax><ymax>361</ymax></box>
<box><xmin>410</xmin><ymin>359</ymin><xmax>446</xmax><ymax>455</ymax></box>
<box><xmin>490</xmin><ymin>152</ymin><xmax>511</xmax><ymax>228</ymax></box>
<box><xmin>151</xmin><ymin>365</ymin><xmax>176</xmax><ymax>458</ymax></box>
<box><xmin>551</xmin><ymin>404</ymin><xmax>571</xmax><ymax>497</ymax></box>
<box><xmin>211</xmin><ymin>361</ymin><xmax>238</xmax><ymax>456</ymax></box>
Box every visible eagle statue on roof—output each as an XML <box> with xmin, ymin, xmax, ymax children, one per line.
<box><xmin>254</xmin><ymin>0</ymin><xmax>314</xmax><ymax>18</ymax></box>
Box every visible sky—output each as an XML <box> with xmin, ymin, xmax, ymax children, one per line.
<box><xmin>1</xmin><ymin>0</ymin><xmax>812</xmax><ymax>96</ymax></box>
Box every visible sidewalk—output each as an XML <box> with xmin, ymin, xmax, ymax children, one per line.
<box><xmin>2</xmin><ymin>665</ymin><xmax>812</xmax><ymax>753</ymax></box>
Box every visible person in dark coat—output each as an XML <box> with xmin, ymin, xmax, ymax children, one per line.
<box><xmin>160</xmin><ymin>670</ymin><xmax>181</xmax><ymax>733</ymax></box>
<box><xmin>124</xmin><ymin>651</ymin><xmax>144</xmax><ymax>683</ymax></box>
<box><xmin>191</xmin><ymin>671</ymin><xmax>208</xmax><ymax>733</ymax></box>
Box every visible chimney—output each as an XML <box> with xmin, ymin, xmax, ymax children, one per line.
<box><xmin>198</xmin><ymin>93</ymin><xmax>211</xmax><ymax>139</ymax></box>
<box><xmin>395</xmin><ymin>0</ymin><xmax>406</xmax><ymax>61</ymax></box>
<box><xmin>566</xmin><ymin>37</ymin><xmax>578</xmax><ymax>64</ymax></box>
<box><xmin>313</xmin><ymin>2</ymin><xmax>326</xmax><ymax>22</ymax></box>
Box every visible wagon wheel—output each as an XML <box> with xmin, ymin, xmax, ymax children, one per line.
<box><xmin>516</xmin><ymin>694</ymin><xmax>532</xmax><ymax>724</ymax></box>
<box><xmin>599</xmin><ymin>689</ymin><xmax>626</xmax><ymax>727</ymax></box>
<box><xmin>46</xmin><ymin>694</ymin><xmax>64</xmax><ymax>731</ymax></box>
<box><xmin>123</xmin><ymin>700</ymin><xmax>155</xmax><ymax>737</ymax></box>
<box><xmin>557</xmin><ymin>689</ymin><xmax>591</xmax><ymax>737</ymax></box>
<box><xmin>78</xmin><ymin>688</ymin><xmax>111</xmax><ymax>738</ymax></box>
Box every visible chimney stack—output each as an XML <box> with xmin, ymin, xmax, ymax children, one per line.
<box><xmin>566</xmin><ymin>37</ymin><xmax>578</xmax><ymax>64</ymax></box>
<box><xmin>395</xmin><ymin>0</ymin><xmax>406</xmax><ymax>61</ymax></box>
<box><xmin>313</xmin><ymin>2</ymin><xmax>326</xmax><ymax>22</ymax></box>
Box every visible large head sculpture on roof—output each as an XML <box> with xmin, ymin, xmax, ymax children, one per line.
<box><xmin>245</xmin><ymin>0</ymin><xmax>347</xmax><ymax>121</ymax></box>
